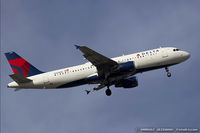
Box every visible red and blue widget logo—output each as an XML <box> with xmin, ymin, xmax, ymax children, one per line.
<box><xmin>5</xmin><ymin>52</ymin><xmax>43</xmax><ymax>77</ymax></box>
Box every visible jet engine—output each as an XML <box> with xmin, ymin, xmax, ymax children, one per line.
<box><xmin>114</xmin><ymin>76</ymin><xmax>138</xmax><ymax>88</ymax></box>
<box><xmin>118</xmin><ymin>61</ymin><xmax>135</xmax><ymax>72</ymax></box>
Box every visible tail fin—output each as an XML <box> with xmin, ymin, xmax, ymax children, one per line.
<box><xmin>5</xmin><ymin>52</ymin><xmax>43</xmax><ymax>77</ymax></box>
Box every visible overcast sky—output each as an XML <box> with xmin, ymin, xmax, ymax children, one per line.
<box><xmin>1</xmin><ymin>0</ymin><xmax>200</xmax><ymax>133</ymax></box>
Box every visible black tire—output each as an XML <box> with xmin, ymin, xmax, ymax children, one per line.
<box><xmin>105</xmin><ymin>88</ymin><xmax>112</xmax><ymax>96</ymax></box>
<box><xmin>167</xmin><ymin>72</ymin><xmax>171</xmax><ymax>77</ymax></box>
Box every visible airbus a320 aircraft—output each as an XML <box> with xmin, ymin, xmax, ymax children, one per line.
<box><xmin>5</xmin><ymin>45</ymin><xmax>190</xmax><ymax>96</ymax></box>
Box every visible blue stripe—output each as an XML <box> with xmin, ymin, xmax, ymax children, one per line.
<box><xmin>5</xmin><ymin>52</ymin><xmax>21</xmax><ymax>60</ymax></box>
<box><xmin>28</xmin><ymin>65</ymin><xmax>43</xmax><ymax>76</ymax></box>
<box><xmin>57</xmin><ymin>75</ymin><xmax>102</xmax><ymax>88</ymax></box>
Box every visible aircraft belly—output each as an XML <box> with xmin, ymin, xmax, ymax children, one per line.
<box><xmin>55</xmin><ymin>70</ymin><xmax>95</xmax><ymax>88</ymax></box>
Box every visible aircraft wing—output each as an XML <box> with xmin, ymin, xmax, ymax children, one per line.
<box><xmin>75</xmin><ymin>45</ymin><xmax>118</xmax><ymax>77</ymax></box>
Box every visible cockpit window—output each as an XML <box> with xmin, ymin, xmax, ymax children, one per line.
<box><xmin>173</xmin><ymin>49</ymin><xmax>180</xmax><ymax>51</ymax></box>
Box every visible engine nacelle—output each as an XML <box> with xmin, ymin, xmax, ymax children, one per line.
<box><xmin>118</xmin><ymin>61</ymin><xmax>135</xmax><ymax>72</ymax></box>
<box><xmin>115</xmin><ymin>76</ymin><xmax>138</xmax><ymax>88</ymax></box>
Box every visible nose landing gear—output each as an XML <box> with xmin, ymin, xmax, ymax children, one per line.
<box><xmin>165</xmin><ymin>67</ymin><xmax>171</xmax><ymax>77</ymax></box>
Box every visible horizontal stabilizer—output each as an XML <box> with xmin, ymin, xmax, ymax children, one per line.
<box><xmin>9</xmin><ymin>74</ymin><xmax>32</xmax><ymax>84</ymax></box>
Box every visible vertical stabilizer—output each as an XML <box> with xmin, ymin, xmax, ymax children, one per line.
<box><xmin>5</xmin><ymin>52</ymin><xmax>43</xmax><ymax>77</ymax></box>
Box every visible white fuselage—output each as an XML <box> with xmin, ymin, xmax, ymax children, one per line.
<box><xmin>7</xmin><ymin>47</ymin><xmax>190</xmax><ymax>89</ymax></box>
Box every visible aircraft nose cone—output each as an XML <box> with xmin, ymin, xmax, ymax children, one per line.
<box><xmin>182</xmin><ymin>51</ymin><xmax>190</xmax><ymax>60</ymax></box>
<box><xmin>184</xmin><ymin>51</ymin><xmax>190</xmax><ymax>59</ymax></box>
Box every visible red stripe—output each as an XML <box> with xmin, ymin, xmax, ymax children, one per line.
<box><xmin>9</xmin><ymin>58</ymin><xmax>31</xmax><ymax>77</ymax></box>
<box><xmin>21</xmin><ymin>62</ymin><xmax>31</xmax><ymax>77</ymax></box>
<box><xmin>11</xmin><ymin>67</ymin><xmax>19</xmax><ymax>75</ymax></box>
<box><xmin>8</xmin><ymin>58</ymin><xmax>27</xmax><ymax>67</ymax></box>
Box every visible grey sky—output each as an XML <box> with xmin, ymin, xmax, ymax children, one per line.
<box><xmin>1</xmin><ymin>0</ymin><xmax>200</xmax><ymax>133</ymax></box>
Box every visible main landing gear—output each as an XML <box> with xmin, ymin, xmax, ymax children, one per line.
<box><xmin>165</xmin><ymin>67</ymin><xmax>171</xmax><ymax>77</ymax></box>
<box><xmin>105</xmin><ymin>86</ymin><xmax>112</xmax><ymax>96</ymax></box>
<box><xmin>85</xmin><ymin>87</ymin><xmax>112</xmax><ymax>96</ymax></box>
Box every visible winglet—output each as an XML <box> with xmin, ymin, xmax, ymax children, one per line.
<box><xmin>74</xmin><ymin>45</ymin><xmax>81</xmax><ymax>49</ymax></box>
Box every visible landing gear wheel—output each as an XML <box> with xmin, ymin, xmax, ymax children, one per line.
<box><xmin>165</xmin><ymin>67</ymin><xmax>171</xmax><ymax>77</ymax></box>
<box><xmin>167</xmin><ymin>72</ymin><xmax>171</xmax><ymax>77</ymax></box>
<box><xmin>105</xmin><ymin>88</ymin><xmax>112</xmax><ymax>96</ymax></box>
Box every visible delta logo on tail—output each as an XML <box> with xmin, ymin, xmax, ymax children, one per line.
<box><xmin>5</xmin><ymin>52</ymin><xmax>43</xmax><ymax>78</ymax></box>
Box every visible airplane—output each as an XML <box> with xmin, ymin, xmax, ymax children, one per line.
<box><xmin>5</xmin><ymin>45</ymin><xmax>190</xmax><ymax>96</ymax></box>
